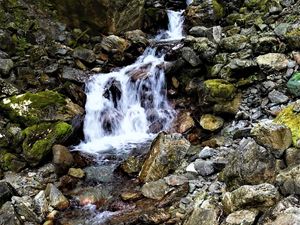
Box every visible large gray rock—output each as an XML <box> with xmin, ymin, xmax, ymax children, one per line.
<box><xmin>0</xmin><ymin>202</ymin><xmax>21</xmax><ymax>225</ymax></box>
<box><xmin>181</xmin><ymin>47</ymin><xmax>202</xmax><ymax>67</ymax></box>
<box><xmin>0</xmin><ymin>182</ymin><xmax>17</xmax><ymax>208</ymax></box>
<box><xmin>256</xmin><ymin>53</ymin><xmax>288</xmax><ymax>72</ymax></box>
<box><xmin>139</xmin><ymin>133</ymin><xmax>190</xmax><ymax>183</ymax></box>
<box><xmin>73</xmin><ymin>47</ymin><xmax>96</xmax><ymax>64</ymax></box>
<box><xmin>251</xmin><ymin>121</ymin><xmax>292</xmax><ymax>158</ymax></box>
<box><xmin>141</xmin><ymin>179</ymin><xmax>172</xmax><ymax>200</ymax></box>
<box><xmin>12</xmin><ymin>196</ymin><xmax>41</xmax><ymax>224</ymax></box>
<box><xmin>54</xmin><ymin>0</ymin><xmax>145</xmax><ymax>34</ymax></box>
<box><xmin>276</xmin><ymin>165</ymin><xmax>300</xmax><ymax>196</ymax></box>
<box><xmin>220</xmin><ymin>138</ymin><xmax>276</xmax><ymax>190</ymax></box>
<box><xmin>222</xmin><ymin>183</ymin><xmax>280</xmax><ymax>213</ymax></box>
<box><xmin>220</xmin><ymin>35</ymin><xmax>249</xmax><ymax>52</ymax></box>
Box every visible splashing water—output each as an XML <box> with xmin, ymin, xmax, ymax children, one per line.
<box><xmin>78</xmin><ymin>10</ymin><xmax>185</xmax><ymax>153</ymax></box>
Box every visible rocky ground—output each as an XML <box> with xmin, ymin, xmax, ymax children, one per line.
<box><xmin>1</xmin><ymin>0</ymin><xmax>300</xmax><ymax>224</ymax></box>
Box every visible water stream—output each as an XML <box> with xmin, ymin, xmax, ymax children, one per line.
<box><xmin>78</xmin><ymin>10</ymin><xmax>185</xmax><ymax>154</ymax></box>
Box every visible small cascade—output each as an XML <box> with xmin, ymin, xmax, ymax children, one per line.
<box><xmin>78</xmin><ymin>10</ymin><xmax>185</xmax><ymax>153</ymax></box>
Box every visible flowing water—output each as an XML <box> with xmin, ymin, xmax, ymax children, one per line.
<box><xmin>78</xmin><ymin>10</ymin><xmax>185</xmax><ymax>154</ymax></box>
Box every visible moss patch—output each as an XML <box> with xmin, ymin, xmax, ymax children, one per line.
<box><xmin>22</xmin><ymin>122</ymin><xmax>73</xmax><ymax>165</ymax></box>
<box><xmin>204</xmin><ymin>79</ymin><xmax>236</xmax><ymax>102</ymax></box>
<box><xmin>212</xmin><ymin>0</ymin><xmax>224</xmax><ymax>19</ymax></box>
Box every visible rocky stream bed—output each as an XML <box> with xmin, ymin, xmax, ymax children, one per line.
<box><xmin>1</xmin><ymin>0</ymin><xmax>300</xmax><ymax>224</ymax></box>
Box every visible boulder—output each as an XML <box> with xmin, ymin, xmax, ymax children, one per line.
<box><xmin>100</xmin><ymin>35</ymin><xmax>129</xmax><ymax>53</ymax></box>
<box><xmin>12</xmin><ymin>196</ymin><xmax>41</xmax><ymax>224</ymax></box>
<box><xmin>0</xmin><ymin>91</ymin><xmax>84</xmax><ymax>126</ymax></box>
<box><xmin>174</xmin><ymin>112</ymin><xmax>195</xmax><ymax>133</ymax></box>
<box><xmin>251</xmin><ymin>121</ymin><xmax>292</xmax><ymax>157</ymax></box>
<box><xmin>187</xmin><ymin>37</ymin><xmax>218</xmax><ymax>62</ymax></box>
<box><xmin>54</xmin><ymin>0</ymin><xmax>145</xmax><ymax>34</ymax></box>
<box><xmin>256</xmin><ymin>53</ymin><xmax>288</xmax><ymax>72</ymax></box>
<box><xmin>0</xmin><ymin>202</ymin><xmax>21</xmax><ymax>225</ymax></box>
<box><xmin>22</xmin><ymin>122</ymin><xmax>73</xmax><ymax>165</ymax></box>
<box><xmin>0</xmin><ymin>78</ymin><xmax>19</xmax><ymax>98</ymax></box>
<box><xmin>52</xmin><ymin>145</ymin><xmax>74</xmax><ymax>174</ymax></box>
<box><xmin>223</xmin><ymin>209</ymin><xmax>259</xmax><ymax>225</ymax></box>
<box><xmin>139</xmin><ymin>133</ymin><xmax>190</xmax><ymax>183</ymax></box>
<box><xmin>33</xmin><ymin>191</ymin><xmax>48</xmax><ymax>219</ymax></box>
<box><xmin>276</xmin><ymin>165</ymin><xmax>300</xmax><ymax>196</ymax></box>
<box><xmin>0</xmin><ymin>151</ymin><xmax>26</xmax><ymax>172</ymax></box>
<box><xmin>220</xmin><ymin>35</ymin><xmax>249</xmax><ymax>52</ymax></box>
<box><xmin>141</xmin><ymin>179</ymin><xmax>172</xmax><ymax>200</ymax></box>
<box><xmin>61</xmin><ymin>67</ymin><xmax>89</xmax><ymax>83</ymax></box>
<box><xmin>220</xmin><ymin>138</ymin><xmax>276</xmax><ymax>190</ymax></box>
<box><xmin>181</xmin><ymin>47</ymin><xmax>202</xmax><ymax>67</ymax></box>
<box><xmin>285</xmin><ymin>147</ymin><xmax>300</xmax><ymax>167</ymax></box>
<box><xmin>73</xmin><ymin>47</ymin><xmax>96</xmax><ymax>64</ymax></box>
<box><xmin>200</xmin><ymin>114</ymin><xmax>224</xmax><ymax>131</ymax></box>
<box><xmin>222</xmin><ymin>183</ymin><xmax>280</xmax><ymax>213</ymax></box>
<box><xmin>275</xmin><ymin>101</ymin><xmax>300</xmax><ymax>146</ymax></box>
<box><xmin>268</xmin><ymin>90</ymin><xmax>289</xmax><ymax>104</ymax></box>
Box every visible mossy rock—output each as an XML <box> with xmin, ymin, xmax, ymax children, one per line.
<box><xmin>22</xmin><ymin>122</ymin><xmax>73</xmax><ymax>165</ymax></box>
<box><xmin>274</xmin><ymin>101</ymin><xmax>300</xmax><ymax>146</ymax></box>
<box><xmin>287</xmin><ymin>72</ymin><xmax>300</xmax><ymax>97</ymax></box>
<box><xmin>0</xmin><ymin>90</ymin><xmax>84</xmax><ymax>126</ymax></box>
<box><xmin>285</xmin><ymin>27</ymin><xmax>300</xmax><ymax>49</ymax></box>
<box><xmin>202</xmin><ymin>79</ymin><xmax>236</xmax><ymax>103</ymax></box>
<box><xmin>0</xmin><ymin>151</ymin><xmax>26</xmax><ymax>172</ymax></box>
<box><xmin>244</xmin><ymin>0</ymin><xmax>282</xmax><ymax>12</ymax></box>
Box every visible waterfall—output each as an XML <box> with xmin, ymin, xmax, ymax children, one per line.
<box><xmin>78</xmin><ymin>10</ymin><xmax>185</xmax><ymax>153</ymax></box>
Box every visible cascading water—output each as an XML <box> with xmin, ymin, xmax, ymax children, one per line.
<box><xmin>78</xmin><ymin>10</ymin><xmax>185</xmax><ymax>154</ymax></box>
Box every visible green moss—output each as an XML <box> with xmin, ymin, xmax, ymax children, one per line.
<box><xmin>274</xmin><ymin>103</ymin><xmax>300</xmax><ymax>146</ymax></box>
<box><xmin>22</xmin><ymin>122</ymin><xmax>73</xmax><ymax>165</ymax></box>
<box><xmin>0</xmin><ymin>151</ymin><xmax>26</xmax><ymax>172</ymax></box>
<box><xmin>286</xmin><ymin>28</ymin><xmax>300</xmax><ymax>37</ymax></box>
<box><xmin>204</xmin><ymin>79</ymin><xmax>236</xmax><ymax>102</ymax></box>
<box><xmin>212</xmin><ymin>0</ymin><xmax>224</xmax><ymax>19</ymax></box>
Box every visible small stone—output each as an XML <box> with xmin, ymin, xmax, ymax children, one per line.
<box><xmin>276</xmin><ymin>165</ymin><xmax>300</xmax><ymax>196</ymax></box>
<box><xmin>194</xmin><ymin>159</ymin><xmax>215</xmax><ymax>176</ymax></box>
<box><xmin>34</xmin><ymin>191</ymin><xmax>48</xmax><ymax>219</ymax></box>
<box><xmin>181</xmin><ymin>47</ymin><xmax>201</xmax><ymax>67</ymax></box>
<box><xmin>120</xmin><ymin>191</ymin><xmax>142</xmax><ymax>201</ymax></box>
<box><xmin>200</xmin><ymin>114</ymin><xmax>224</xmax><ymax>131</ymax></box>
<box><xmin>73</xmin><ymin>47</ymin><xmax>96</xmax><ymax>64</ymax></box>
<box><xmin>224</xmin><ymin>209</ymin><xmax>259</xmax><ymax>225</ymax></box>
<box><xmin>268</xmin><ymin>90</ymin><xmax>289</xmax><ymax>104</ymax></box>
<box><xmin>45</xmin><ymin>184</ymin><xmax>69</xmax><ymax>210</ymax></box>
<box><xmin>141</xmin><ymin>179</ymin><xmax>172</xmax><ymax>200</ymax></box>
<box><xmin>68</xmin><ymin>168</ymin><xmax>85</xmax><ymax>178</ymax></box>
<box><xmin>199</xmin><ymin>146</ymin><xmax>216</xmax><ymax>159</ymax></box>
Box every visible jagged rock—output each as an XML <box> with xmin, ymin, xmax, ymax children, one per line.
<box><xmin>193</xmin><ymin>159</ymin><xmax>215</xmax><ymax>176</ymax></box>
<box><xmin>52</xmin><ymin>145</ymin><xmax>74</xmax><ymax>174</ymax></box>
<box><xmin>223</xmin><ymin>209</ymin><xmax>259</xmax><ymax>225</ymax></box>
<box><xmin>0</xmin><ymin>202</ymin><xmax>21</xmax><ymax>225</ymax></box>
<box><xmin>287</xmin><ymin>72</ymin><xmax>300</xmax><ymax>97</ymax></box>
<box><xmin>257</xmin><ymin>196</ymin><xmax>300</xmax><ymax>225</ymax></box>
<box><xmin>22</xmin><ymin>122</ymin><xmax>73</xmax><ymax>165</ymax></box>
<box><xmin>139</xmin><ymin>133</ymin><xmax>190</xmax><ymax>183</ymax></box>
<box><xmin>61</xmin><ymin>67</ymin><xmax>89</xmax><ymax>83</ymax></box>
<box><xmin>276</xmin><ymin>165</ymin><xmax>300</xmax><ymax>195</ymax></box>
<box><xmin>12</xmin><ymin>196</ymin><xmax>41</xmax><ymax>224</ymax></box>
<box><xmin>73</xmin><ymin>47</ymin><xmax>96</xmax><ymax>64</ymax></box>
<box><xmin>101</xmin><ymin>35</ymin><xmax>129</xmax><ymax>53</ymax></box>
<box><xmin>220</xmin><ymin>138</ymin><xmax>276</xmax><ymax>190</ymax></box>
<box><xmin>141</xmin><ymin>179</ymin><xmax>172</xmax><ymax>200</ymax></box>
<box><xmin>34</xmin><ymin>191</ymin><xmax>48</xmax><ymax>219</ymax></box>
<box><xmin>275</xmin><ymin>101</ymin><xmax>300</xmax><ymax>146</ymax></box>
<box><xmin>0</xmin><ymin>58</ymin><xmax>13</xmax><ymax>77</ymax></box>
<box><xmin>200</xmin><ymin>114</ymin><xmax>224</xmax><ymax>131</ymax></box>
<box><xmin>222</xmin><ymin>183</ymin><xmax>280</xmax><ymax>213</ymax></box>
<box><xmin>54</xmin><ymin>0</ymin><xmax>145</xmax><ymax>34</ymax></box>
<box><xmin>220</xmin><ymin>35</ymin><xmax>249</xmax><ymax>52</ymax></box>
<box><xmin>0</xmin><ymin>182</ymin><xmax>17</xmax><ymax>207</ymax></box>
<box><xmin>256</xmin><ymin>53</ymin><xmax>288</xmax><ymax>71</ymax></box>
<box><xmin>0</xmin><ymin>78</ymin><xmax>19</xmax><ymax>98</ymax></box>
<box><xmin>0</xmin><ymin>91</ymin><xmax>84</xmax><ymax>126</ymax></box>
<box><xmin>181</xmin><ymin>47</ymin><xmax>201</xmax><ymax>67</ymax></box>
<box><xmin>45</xmin><ymin>184</ymin><xmax>69</xmax><ymax>210</ymax></box>
<box><xmin>251</xmin><ymin>121</ymin><xmax>292</xmax><ymax>157</ymax></box>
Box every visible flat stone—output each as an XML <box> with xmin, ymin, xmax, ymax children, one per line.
<box><xmin>141</xmin><ymin>179</ymin><xmax>172</xmax><ymax>200</ymax></box>
<box><xmin>268</xmin><ymin>90</ymin><xmax>289</xmax><ymax>104</ymax></box>
<box><xmin>224</xmin><ymin>209</ymin><xmax>259</xmax><ymax>225</ymax></box>
<box><xmin>200</xmin><ymin>114</ymin><xmax>224</xmax><ymax>131</ymax></box>
<box><xmin>256</xmin><ymin>53</ymin><xmax>288</xmax><ymax>71</ymax></box>
<box><xmin>68</xmin><ymin>168</ymin><xmax>85</xmax><ymax>178</ymax></box>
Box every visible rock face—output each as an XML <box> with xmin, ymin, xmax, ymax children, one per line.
<box><xmin>54</xmin><ymin>0</ymin><xmax>145</xmax><ymax>34</ymax></box>
<box><xmin>251</xmin><ymin>121</ymin><xmax>292</xmax><ymax>157</ymax></box>
<box><xmin>0</xmin><ymin>91</ymin><xmax>84</xmax><ymax>126</ymax></box>
<box><xmin>222</xmin><ymin>183</ymin><xmax>280</xmax><ymax>213</ymax></box>
<box><xmin>139</xmin><ymin>133</ymin><xmax>190</xmax><ymax>183</ymax></box>
<box><xmin>221</xmin><ymin>138</ymin><xmax>276</xmax><ymax>190</ymax></box>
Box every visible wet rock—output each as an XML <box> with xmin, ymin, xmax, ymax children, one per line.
<box><xmin>125</xmin><ymin>30</ymin><xmax>148</xmax><ymax>47</ymax></box>
<box><xmin>61</xmin><ymin>67</ymin><xmax>89</xmax><ymax>83</ymax></box>
<box><xmin>54</xmin><ymin>0</ymin><xmax>145</xmax><ymax>34</ymax></box>
<box><xmin>220</xmin><ymin>35</ymin><xmax>249</xmax><ymax>52</ymax></box>
<box><xmin>256</xmin><ymin>53</ymin><xmax>288</xmax><ymax>72</ymax></box>
<box><xmin>251</xmin><ymin>121</ymin><xmax>292</xmax><ymax>157</ymax></box>
<box><xmin>181</xmin><ymin>47</ymin><xmax>201</xmax><ymax>67</ymax></box>
<box><xmin>0</xmin><ymin>91</ymin><xmax>84</xmax><ymax>126</ymax></box>
<box><xmin>73</xmin><ymin>47</ymin><xmax>96</xmax><ymax>64</ymax></box>
<box><xmin>141</xmin><ymin>179</ymin><xmax>172</xmax><ymax>200</ymax></box>
<box><xmin>45</xmin><ymin>183</ymin><xmax>69</xmax><ymax>210</ymax></box>
<box><xmin>68</xmin><ymin>168</ymin><xmax>85</xmax><ymax>178</ymax></box>
<box><xmin>287</xmin><ymin>72</ymin><xmax>300</xmax><ymax>97</ymax></box>
<box><xmin>220</xmin><ymin>138</ymin><xmax>276</xmax><ymax>190</ymax></box>
<box><xmin>12</xmin><ymin>196</ymin><xmax>41</xmax><ymax>224</ymax></box>
<box><xmin>275</xmin><ymin>101</ymin><xmax>300</xmax><ymax>146</ymax></box>
<box><xmin>22</xmin><ymin>122</ymin><xmax>73</xmax><ymax>165</ymax></box>
<box><xmin>268</xmin><ymin>90</ymin><xmax>289</xmax><ymax>104</ymax></box>
<box><xmin>34</xmin><ymin>191</ymin><xmax>48</xmax><ymax>219</ymax></box>
<box><xmin>0</xmin><ymin>202</ymin><xmax>21</xmax><ymax>225</ymax></box>
<box><xmin>223</xmin><ymin>209</ymin><xmax>259</xmax><ymax>225</ymax></box>
<box><xmin>121</xmin><ymin>156</ymin><xmax>143</xmax><ymax>175</ymax></box>
<box><xmin>0</xmin><ymin>182</ymin><xmax>17</xmax><ymax>207</ymax></box>
<box><xmin>0</xmin><ymin>58</ymin><xmax>13</xmax><ymax>77</ymax></box>
<box><xmin>222</xmin><ymin>183</ymin><xmax>280</xmax><ymax>213</ymax></box>
<box><xmin>75</xmin><ymin>186</ymin><xmax>111</xmax><ymax>206</ymax></box>
<box><xmin>200</xmin><ymin>114</ymin><xmax>224</xmax><ymax>131</ymax></box>
<box><xmin>276</xmin><ymin>165</ymin><xmax>300</xmax><ymax>195</ymax></box>
<box><xmin>101</xmin><ymin>35</ymin><xmax>129</xmax><ymax>53</ymax></box>
<box><xmin>52</xmin><ymin>144</ymin><xmax>74</xmax><ymax>174</ymax></box>
<box><xmin>174</xmin><ymin>112</ymin><xmax>195</xmax><ymax>133</ymax></box>
<box><xmin>84</xmin><ymin>165</ymin><xmax>116</xmax><ymax>183</ymax></box>
<box><xmin>139</xmin><ymin>133</ymin><xmax>190</xmax><ymax>183</ymax></box>
<box><xmin>257</xmin><ymin>196</ymin><xmax>300</xmax><ymax>225</ymax></box>
<box><xmin>188</xmin><ymin>37</ymin><xmax>218</xmax><ymax>61</ymax></box>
